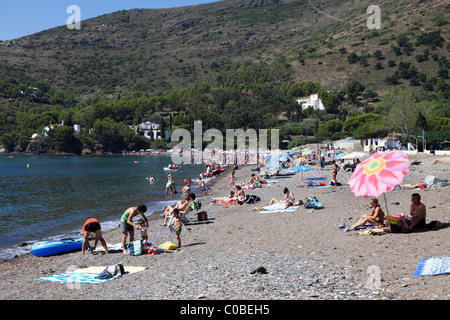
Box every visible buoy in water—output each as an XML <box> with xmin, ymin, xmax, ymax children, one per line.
<box><xmin>27</xmin><ymin>164</ymin><xmax>29</xmax><ymax>168</ymax></box>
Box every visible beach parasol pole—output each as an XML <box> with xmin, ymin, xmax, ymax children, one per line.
<box><xmin>382</xmin><ymin>193</ymin><xmax>392</xmax><ymax>233</ymax></box>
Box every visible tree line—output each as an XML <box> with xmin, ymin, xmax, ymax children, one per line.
<box><xmin>0</xmin><ymin>60</ymin><xmax>449</xmax><ymax>153</ymax></box>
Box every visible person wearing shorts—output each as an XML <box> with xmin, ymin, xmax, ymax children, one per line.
<box><xmin>82</xmin><ymin>218</ymin><xmax>109</xmax><ymax>255</ymax></box>
<box><xmin>120</xmin><ymin>205</ymin><xmax>148</xmax><ymax>254</ymax></box>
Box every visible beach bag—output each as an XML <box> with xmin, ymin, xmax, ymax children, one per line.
<box><xmin>156</xmin><ymin>241</ymin><xmax>177</xmax><ymax>250</ymax></box>
<box><xmin>244</xmin><ymin>195</ymin><xmax>260</xmax><ymax>204</ymax></box>
<box><xmin>304</xmin><ymin>196</ymin><xmax>323</xmax><ymax>209</ymax></box>
<box><xmin>95</xmin><ymin>263</ymin><xmax>125</xmax><ymax>279</ymax></box>
<box><xmin>125</xmin><ymin>240</ymin><xmax>142</xmax><ymax>256</ymax></box>
<box><xmin>385</xmin><ymin>215</ymin><xmax>401</xmax><ymax>227</ymax></box>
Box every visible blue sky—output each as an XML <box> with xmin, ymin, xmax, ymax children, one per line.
<box><xmin>0</xmin><ymin>0</ymin><xmax>221</xmax><ymax>41</ymax></box>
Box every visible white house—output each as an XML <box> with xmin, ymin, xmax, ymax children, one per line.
<box><xmin>137</xmin><ymin>121</ymin><xmax>162</xmax><ymax>140</ymax></box>
<box><xmin>296</xmin><ymin>93</ymin><xmax>326</xmax><ymax>111</ymax></box>
<box><xmin>362</xmin><ymin>137</ymin><xmax>402</xmax><ymax>151</ymax></box>
<box><xmin>30</xmin><ymin>121</ymin><xmax>81</xmax><ymax>139</ymax></box>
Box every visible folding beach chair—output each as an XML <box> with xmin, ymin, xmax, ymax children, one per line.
<box><xmin>179</xmin><ymin>199</ymin><xmax>202</xmax><ymax>224</ymax></box>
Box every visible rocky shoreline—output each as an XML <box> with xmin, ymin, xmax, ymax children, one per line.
<box><xmin>0</xmin><ymin>153</ymin><xmax>449</xmax><ymax>302</ymax></box>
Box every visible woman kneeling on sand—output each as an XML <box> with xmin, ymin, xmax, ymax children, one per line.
<box><xmin>346</xmin><ymin>198</ymin><xmax>385</xmax><ymax>231</ymax></box>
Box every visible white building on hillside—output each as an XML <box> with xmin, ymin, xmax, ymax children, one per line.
<box><xmin>296</xmin><ymin>93</ymin><xmax>326</xmax><ymax>111</ymax></box>
<box><xmin>137</xmin><ymin>121</ymin><xmax>162</xmax><ymax>140</ymax></box>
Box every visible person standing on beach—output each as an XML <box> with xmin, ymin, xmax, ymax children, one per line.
<box><xmin>172</xmin><ymin>208</ymin><xmax>182</xmax><ymax>248</ymax></box>
<box><xmin>332</xmin><ymin>160</ymin><xmax>340</xmax><ymax>186</ymax></box>
<box><xmin>82</xmin><ymin>218</ymin><xmax>109</xmax><ymax>255</ymax></box>
<box><xmin>120</xmin><ymin>205</ymin><xmax>148</xmax><ymax>254</ymax></box>
<box><xmin>165</xmin><ymin>172</ymin><xmax>177</xmax><ymax>197</ymax></box>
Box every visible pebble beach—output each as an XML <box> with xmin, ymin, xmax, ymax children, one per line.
<box><xmin>0</xmin><ymin>153</ymin><xmax>449</xmax><ymax>302</ymax></box>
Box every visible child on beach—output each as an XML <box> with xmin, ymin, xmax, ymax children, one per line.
<box><xmin>228</xmin><ymin>171</ymin><xmax>236</xmax><ymax>188</ymax></box>
<box><xmin>137</xmin><ymin>218</ymin><xmax>149</xmax><ymax>248</ymax></box>
<box><xmin>172</xmin><ymin>208</ymin><xmax>182</xmax><ymax>248</ymax></box>
<box><xmin>198</xmin><ymin>177</ymin><xmax>206</xmax><ymax>194</ymax></box>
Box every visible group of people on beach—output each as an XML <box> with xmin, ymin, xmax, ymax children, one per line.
<box><xmin>342</xmin><ymin>193</ymin><xmax>427</xmax><ymax>232</ymax></box>
<box><xmin>80</xmin><ymin>153</ymin><xmax>429</xmax><ymax>256</ymax></box>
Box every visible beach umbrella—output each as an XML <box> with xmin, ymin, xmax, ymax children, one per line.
<box><xmin>290</xmin><ymin>165</ymin><xmax>313</xmax><ymax>181</ymax></box>
<box><xmin>342</xmin><ymin>152</ymin><xmax>369</xmax><ymax>160</ymax></box>
<box><xmin>290</xmin><ymin>165</ymin><xmax>313</xmax><ymax>172</ymax></box>
<box><xmin>336</xmin><ymin>152</ymin><xmax>349</xmax><ymax>159</ymax></box>
<box><xmin>265</xmin><ymin>160</ymin><xmax>281</xmax><ymax>168</ymax></box>
<box><xmin>347</xmin><ymin>150</ymin><xmax>411</xmax><ymax>233</ymax></box>
<box><xmin>302</xmin><ymin>150</ymin><xmax>313</xmax><ymax>156</ymax></box>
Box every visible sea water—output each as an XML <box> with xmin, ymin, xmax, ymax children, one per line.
<box><xmin>0</xmin><ymin>154</ymin><xmax>206</xmax><ymax>261</ymax></box>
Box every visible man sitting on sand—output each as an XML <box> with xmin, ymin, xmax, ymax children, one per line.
<box><xmin>399</xmin><ymin>193</ymin><xmax>426</xmax><ymax>232</ymax></box>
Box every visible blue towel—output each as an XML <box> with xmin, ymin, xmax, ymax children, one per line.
<box><xmin>413</xmin><ymin>257</ymin><xmax>450</xmax><ymax>277</ymax></box>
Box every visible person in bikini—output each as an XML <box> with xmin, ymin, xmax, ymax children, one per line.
<box><xmin>332</xmin><ymin>160</ymin><xmax>340</xmax><ymax>186</ymax></box>
<box><xmin>268</xmin><ymin>187</ymin><xmax>295</xmax><ymax>206</ymax></box>
<box><xmin>234</xmin><ymin>185</ymin><xmax>246</xmax><ymax>204</ymax></box>
<box><xmin>347</xmin><ymin>198</ymin><xmax>385</xmax><ymax>231</ymax></box>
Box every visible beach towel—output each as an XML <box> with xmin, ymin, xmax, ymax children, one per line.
<box><xmin>260</xmin><ymin>203</ymin><xmax>300</xmax><ymax>213</ymax></box>
<box><xmin>355</xmin><ymin>228</ymin><xmax>388</xmax><ymax>236</ymax></box>
<box><xmin>413</xmin><ymin>257</ymin><xmax>450</xmax><ymax>277</ymax></box>
<box><xmin>37</xmin><ymin>266</ymin><xmax>146</xmax><ymax>284</ymax></box>
<box><xmin>339</xmin><ymin>224</ymin><xmax>379</xmax><ymax>232</ymax></box>
<box><xmin>93</xmin><ymin>242</ymin><xmax>123</xmax><ymax>253</ymax></box>
<box><xmin>307</xmin><ymin>185</ymin><xmax>331</xmax><ymax>189</ymax></box>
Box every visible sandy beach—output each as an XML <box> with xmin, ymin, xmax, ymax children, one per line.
<box><xmin>0</xmin><ymin>153</ymin><xmax>449</xmax><ymax>302</ymax></box>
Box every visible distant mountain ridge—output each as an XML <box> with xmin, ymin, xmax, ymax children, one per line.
<box><xmin>0</xmin><ymin>0</ymin><xmax>448</xmax><ymax>98</ymax></box>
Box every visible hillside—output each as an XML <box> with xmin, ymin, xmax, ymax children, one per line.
<box><xmin>0</xmin><ymin>0</ymin><xmax>448</xmax><ymax>98</ymax></box>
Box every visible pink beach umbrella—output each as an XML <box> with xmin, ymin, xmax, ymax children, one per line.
<box><xmin>347</xmin><ymin>150</ymin><xmax>411</xmax><ymax>232</ymax></box>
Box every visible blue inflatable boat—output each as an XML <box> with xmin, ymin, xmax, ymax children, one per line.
<box><xmin>31</xmin><ymin>238</ymin><xmax>84</xmax><ymax>257</ymax></box>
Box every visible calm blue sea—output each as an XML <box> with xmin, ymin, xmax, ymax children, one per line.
<box><xmin>0</xmin><ymin>154</ymin><xmax>205</xmax><ymax>260</ymax></box>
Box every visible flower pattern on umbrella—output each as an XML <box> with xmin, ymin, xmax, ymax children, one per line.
<box><xmin>348</xmin><ymin>150</ymin><xmax>411</xmax><ymax>198</ymax></box>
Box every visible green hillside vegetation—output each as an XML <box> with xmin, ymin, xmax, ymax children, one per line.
<box><xmin>0</xmin><ymin>0</ymin><xmax>449</xmax><ymax>153</ymax></box>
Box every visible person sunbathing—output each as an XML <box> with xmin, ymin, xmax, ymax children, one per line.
<box><xmin>346</xmin><ymin>198</ymin><xmax>385</xmax><ymax>231</ymax></box>
<box><xmin>242</xmin><ymin>174</ymin><xmax>261</xmax><ymax>189</ymax></box>
<box><xmin>162</xmin><ymin>195</ymin><xmax>191</xmax><ymax>226</ymax></box>
<box><xmin>234</xmin><ymin>185</ymin><xmax>246</xmax><ymax>204</ymax></box>
<box><xmin>268</xmin><ymin>187</ymin><xmax>295</xmax><ymax>206</ymax></box>
<box><xmin>210</xmin><ymin>191</ymin><xmax>237</xmax><ymax>204</ymax></box>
